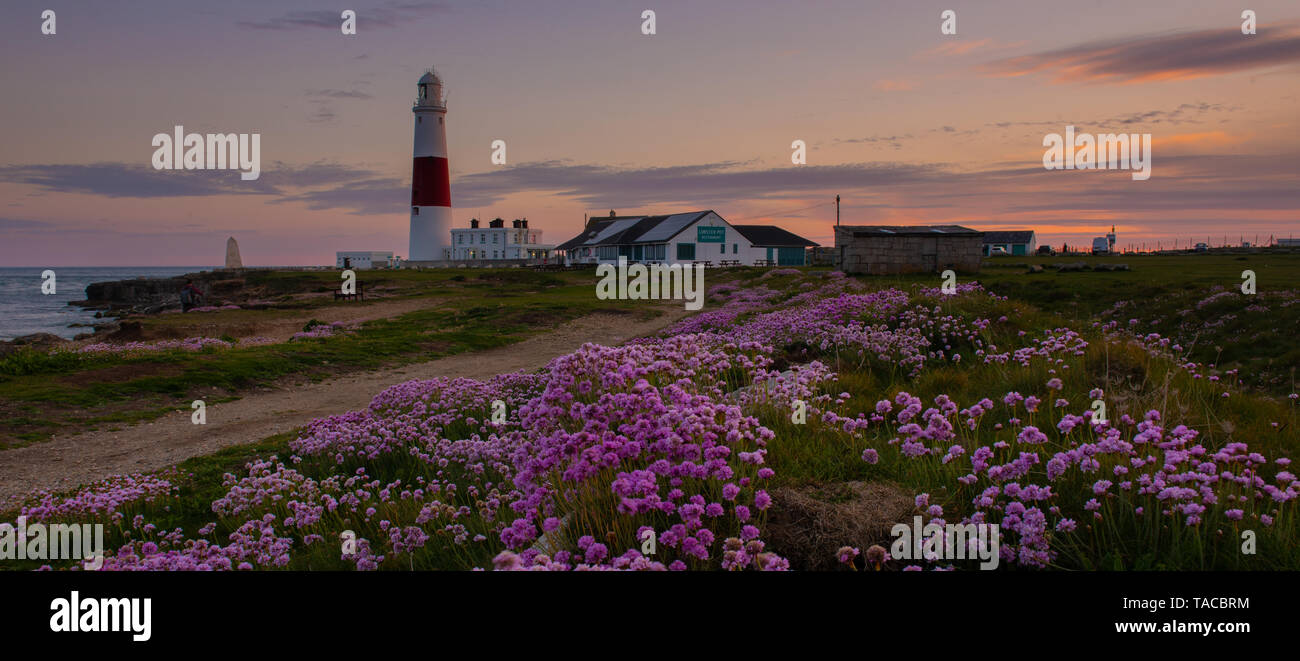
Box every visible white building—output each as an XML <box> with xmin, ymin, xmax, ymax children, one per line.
<box><xmin>449</xmin><ymin>217</ymin><xmax>555</xmax><ymax>260</ymax></box>
<box><xmin>557</xmin><ymin>210</ymin><xmax>816</xmax><ymax>266</ymax></box>
<box><xmin>336</xmin><ymin>251</ymin><xmax>397</xmax><ymax>269</ymax></box>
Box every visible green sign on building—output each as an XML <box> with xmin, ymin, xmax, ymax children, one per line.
<box><xmin>697</xmin><ymin>226</ymin><xmax>725</xmax><ymax>243</ymax></box>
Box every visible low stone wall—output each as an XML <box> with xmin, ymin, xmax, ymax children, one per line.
<box><xmin>403</xmin><ymin>259</ymin><xmax>550</xmax><ymax>269</ymax></box>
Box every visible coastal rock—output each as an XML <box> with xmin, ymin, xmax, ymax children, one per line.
<box><xmin>1055</xmin><ymin>262</ymin><xmax>1090</xmax><ymax>272</ymax></box>
<box><xmin>11</xmin><ymin>332</ymin><xmax>65</xmax><ymax>346</ymax></box>
<box><xmin>106</xmin><ymin>321</ymin><xmax>144</xmax><ymax>341</ymax></box>
<box><xmin>78</xmin><ymin>275</ymin><xmax>209</xmax><ymax>313</ymax></box>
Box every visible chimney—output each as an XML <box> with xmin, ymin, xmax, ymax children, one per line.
<box><xmin>470</xmin><ymin>218</ymin><xmax>479</xmax><ymax>228</ymax></box>
<box><xmin>521</xmin><ymin>217</ymin><xmax>528</xmax><ymax>229</ymax></box>
<box><xmin>489</xmin><ymin>217</ymin><xmax>504</xmax><ymax>228</ymax></box>
<box><xmin>512</xmin><ymin>219</ymin><xmax>521</xmax><ymax>228</ymax></box>
<box><xmin>609</xmin><ymin>210</ymin><xmax>617</xmax><ymax>218</ymax></box>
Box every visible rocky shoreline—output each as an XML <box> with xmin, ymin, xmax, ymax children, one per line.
<box><xmin>1</xmin><ymin>270</ymin><xmax>253</xmax><ymax>353</ymax></box>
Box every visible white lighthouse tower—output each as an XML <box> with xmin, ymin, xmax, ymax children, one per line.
<box><xmin>409</xmin><ymin>69</ymin><xmax>452</xmax><ymax>261</ymax></box>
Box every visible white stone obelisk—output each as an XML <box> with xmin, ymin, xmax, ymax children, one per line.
<box><xmin>225</xmin><ymin>237</ymin><xmax>243</xmax><ymax>269</ymax></box>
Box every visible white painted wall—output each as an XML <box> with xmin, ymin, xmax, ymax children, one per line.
<box><xmin>336</xmin><ymin>251</ymin><xmax>394</xmax><ymax>269</ymax></box>
<box><xmin>450</xmin><ymin>227</ymin><xmax>553</xmax><ymax>260</ymax></box>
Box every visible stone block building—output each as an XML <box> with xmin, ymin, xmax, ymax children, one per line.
<box><xmin>833</xmin><ymin>225</ymin><xmax>983</xmax><ymax>275</ymax></box>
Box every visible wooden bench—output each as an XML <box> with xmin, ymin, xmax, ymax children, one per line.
<box><xmin>718</xmin><ymin>259</ymin><xmax>742</xmax><ymax>267</ymax></box>
<box><xmin>753</xmin><ymin>259</ymin><xmax>774</xmax><ymax>267</ymax></box>
<box><xmin>334</xmin><ymin>281</ymin><xmax>364</xmax><ymax>301</ymax></box>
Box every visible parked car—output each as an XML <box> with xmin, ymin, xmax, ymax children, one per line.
<box><xmin>1091</xmin><ymin>237</ymin><xmax>1110</xmax><ymax>255</ymax></box>
<box><xmin>1195</xmin><ymin>242</ymin><xmax>1209</xmax><ymax>252</ymax></box>
<box><xmin>989</xmin><ymin>246</ymin><xmax>1009</xmax><ymax>256</ymax></box>
<box><xmin>1035</xmin><ymin>245</ymin><xmax>1056</xmax><ymax>256</ymax></box>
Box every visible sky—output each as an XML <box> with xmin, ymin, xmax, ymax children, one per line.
<box><xmin>1</xmin><ymin>0</ymin><xmax>1298</xmax><ymax>266</ymax></box>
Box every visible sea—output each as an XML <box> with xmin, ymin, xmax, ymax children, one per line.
<box><xmin>0</xmin><ymin>267</ymin><xmax>215</xmax><ymax>341</ymax></box>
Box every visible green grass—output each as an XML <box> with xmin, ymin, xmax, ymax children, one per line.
<box><xmin>0</xmin><ymin>268</ymin><xmax>644</xmax><ymax>448</ymax></box>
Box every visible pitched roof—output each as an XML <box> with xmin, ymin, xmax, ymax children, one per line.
<box><xmin>555</xmin><ymin>219</ymin><xmax>614</xmax><ymax>251</ymax></box>
<box><xmin>981</xmin><ymin>230</ymin><xmax>1036</xmax><ymax>244</ymax></box>
<box><xmin>836</xmin><ymin>225</ymin><xmax>982</xmax><ymax>238</ymax></box>
<box><xmin>732</xmin><ymin>225</ymin><xmax>819</xmax><ymax>247</ymax></box>
<box><xmin>558</xmin><ymin>211</ymin><xmax>714</xmax><ymax>250</ymax></box>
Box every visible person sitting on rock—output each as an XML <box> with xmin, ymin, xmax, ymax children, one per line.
<box><xmin>180</xmin><ymin>280</ymin><xmax>203</xmax><ymax>312</ymax></box>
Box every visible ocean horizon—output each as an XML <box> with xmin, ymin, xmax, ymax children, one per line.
<box><xmin>0</xmin><ymin>266</ymin><xmax>217</xmax><ymax>341</ymax></box>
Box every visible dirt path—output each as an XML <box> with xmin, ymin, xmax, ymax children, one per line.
<box><xmin>0</xmin><ymin>307</ymin><xmax>690</xmax><ymax>507</ymax></box>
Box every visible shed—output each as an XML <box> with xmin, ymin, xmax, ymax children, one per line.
<box><xmin>981</xmin><ymin>230</ymin><xmax>1037</xmax><ymax>256</ymax></box>
<box><xmin>833</xmin><ymin>225</ymin><xmax>983</xmax><ymax>275</ymax></box>
<box><xmin>732</xmin><ymin>225</ymin><xmax>819</xmax><ymax>265</ymax></box>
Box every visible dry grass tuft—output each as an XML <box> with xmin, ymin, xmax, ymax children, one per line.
<box><xmin>765</xmin><ymin>480</ymin><xmax>914</xmax><ymax>571</ymax></box>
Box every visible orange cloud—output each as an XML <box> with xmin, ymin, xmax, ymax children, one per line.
<box><xmin>916</xmin><ymin>38</ymin><xmax>1026</xmax><ymax>59</ymax></box>
<box><xmin>1152</xmin><ymin>131</ymin><xmax>1239</xmax><ymax>148</ymax></box>
<box><xmin>874</xmin><ymin>79</ymin><xmax>918</xmax><ymax>92</ymax></box>
<box><xmin>982</xmin><ymin>24</ymin><xmax>1300</xmax><ymax>85</ymax></box>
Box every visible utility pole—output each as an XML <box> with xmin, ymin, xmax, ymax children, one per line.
<box><xmin>835</xmin><ymin>194</ymin><xmax>840</xmax><ymax>226</ymax></box>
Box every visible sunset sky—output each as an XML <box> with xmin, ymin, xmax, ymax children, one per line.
<box><xmin>2</xmin><ymin>0</ymin><xmax>1298</xmax><ymax>266</ymax></box>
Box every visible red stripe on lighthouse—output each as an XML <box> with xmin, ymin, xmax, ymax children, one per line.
<box><xmin>411</xmin><ymin>157</ymin><xmax>451</xmax><ymax>207</ymax></box>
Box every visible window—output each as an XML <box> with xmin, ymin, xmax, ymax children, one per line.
<box><xmin>480</xmin><ymin>234</ymin><xmax>486</xmax><ymax>244</ymax></box>
<box><xmin>677</xmin><ymin>243</ymin><xmax>695</xmax><ymax>261</ymax></box>
<box><xmin>493</xmin><ymin>233</ymin><xmax>498</xmax><ymax>243</ymax></box>
<box><xmin>720</xmin><ymin>243</ymin><xmax>726</xmax><ymax>254</ymax></box>
<box><xmin>458</xmin><ymin>235</ymin><xmax>463</xmax><ymax>244</ymax></box>
<box><xmin>733</xmin><ymin>243</ymin><xmax>738</xmax><ymax>254</ymax></box>
<box><xmin>412</xmin><ymin>206</ymin><xmax>419</xmax><ymax>215</ymax></box>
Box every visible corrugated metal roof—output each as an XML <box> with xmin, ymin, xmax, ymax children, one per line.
<box><xmin>836</xmin><ymin>225</ymin><xmax>981</xmax><ymax>237</ymax></box>
<box><xmin>980</xmin><ymin>231</ymin><xmax>1036</xmax><ymax>244</ymax></box>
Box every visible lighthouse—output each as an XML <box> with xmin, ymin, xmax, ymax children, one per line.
<box><xmin>409</xmin><ymin>69</ymin><xmax>452</xmax><ymax>261</ymax></box>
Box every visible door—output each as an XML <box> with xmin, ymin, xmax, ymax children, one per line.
<box><xmin>921</xmin><ymin>238</ymin><xmax>938</xmax><ymax>272</ymax></box>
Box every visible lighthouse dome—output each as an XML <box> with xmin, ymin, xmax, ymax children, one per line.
<box><xmin>416</xmin><ymin>69</ymin><xmax>445</xmax><ymax>107</ymax></box>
